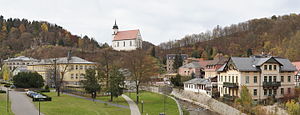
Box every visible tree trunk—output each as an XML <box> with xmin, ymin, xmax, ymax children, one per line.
<box><xmin>136</xmin><ymin>85</ymin><xmax>139</xmax><ymax>104</ymax></box>
<box><xmin>57</xmin><ymin>87</ymin><xmax>60</xmax><ymax>96</ymax></box>
<box><xmin>110</xmin><ymin>94</ymin><xmax>113</xmax><ymax>102</ymax></box>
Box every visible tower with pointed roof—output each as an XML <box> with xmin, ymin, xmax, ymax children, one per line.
<box><xmin>111</xmin><ymin>21</ymin><xmax>143</xmax><ymax>51</ymax></box>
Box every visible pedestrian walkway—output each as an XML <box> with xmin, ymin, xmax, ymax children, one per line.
<box><xmin>64</xmin><ymin>93</ymin><xmax>129</xmax><ymax>109</ymax></box>
<box><xmin>9</xmin><ymin>90</ymin><xmax>44</xmax><ymax>115</ymax></box>
<box><xmin>122</xmin><ymin>94</ymin><xmax>141</xmax><ymax>115</ymax></box>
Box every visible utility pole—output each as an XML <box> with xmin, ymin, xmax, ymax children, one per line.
<box><xmin>54</xmin><ymin>59</ymin><xmax>57</xmax><ymax>94</ymax></box>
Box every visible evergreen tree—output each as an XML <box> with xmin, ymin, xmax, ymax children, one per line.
<box><xmin>235</xmin><ymin>85</ymin><xmax>252</xmax><ymax>112</ymax></box>
<box><xmin>191</xmin><ymin>50</ymin><xmax>200</xmax><ymax>58</ymax></box>
<box><xmin>81</xmin><ymin>69</ymin><xmax>101</xmax><ymax>98</ymax></box>
<box><xmin>108</xmin><ymin>66</ymin><xmax>125</xmax><ymax>101</ymax></box>
<box><xmin>246</xmin><ymin>48</ymin><xmax>253</xmax><ymax>57</ymax></box>
<box><xmin>13</xmin><ymin>72</ymin><xmax>44</xmax><ymax>88</ymax></box>
<box><xmin>170</xmin><ymin>74</ymin><xmax>183</xmax><ymax>87</ymax></box>
<box><xmin>173</xmin><ymin>54</ymin><xmax>183</xmax><ymax>71</ymax></box>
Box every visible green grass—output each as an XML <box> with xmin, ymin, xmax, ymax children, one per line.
<box><xmin>126</xmin><ymin>91</ymin><xmax>179</xmax><ymax>115</ymax></box>
<box><xmin>34</xmin><ymin>92</ymin><xmax>130</xmax><ymax>115</ymax></box>
<box><xmin>96</xmin><ymin>95</ymin><xmax>129</xmax><ymax>106</ymax></box>
<box><xmin>0</xmin><ymin>93</ymin><xmax>14</xmax><ymax>115</ymax></box>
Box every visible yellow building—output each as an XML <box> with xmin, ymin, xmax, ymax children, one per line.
<box><xmin>217</xmin><ymin>56</ymin><xmax>296</xmax><ymax>103</ymax></box>
<box><xmin>27</xmin><ymin>56</ymin><xmax>97</xmax><ymax>87</ymax></box>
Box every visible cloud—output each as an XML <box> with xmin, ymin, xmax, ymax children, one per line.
<box><xmin>0</xmin><ymin>0</ymin><xmax>299</xmax><ymax>45</ymax></box>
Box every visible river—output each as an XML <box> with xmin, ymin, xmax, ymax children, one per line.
<box><xmin>177</xmin><ymin>98</ymin><xmax>219</xmax><ymax>115</ymax></box>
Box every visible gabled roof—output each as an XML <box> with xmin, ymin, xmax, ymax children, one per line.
<box><xmin>184</xmin><ymin>78</ymin><xmax>210</xmax><ymax>85</ymax></box>
<box><xmin>113</xmin><ymin>29</ymin><xmax>139</xmax><ymax>41</ymax></box>
<box><xmin>218</xmin><ymin>56</ymin><xmax>296</xmax><ymax>72</ymax></box>
<box><xmin>180</xmin><ymin>62</ymin><xmax>201</xmax><ymax>68</ymax></box>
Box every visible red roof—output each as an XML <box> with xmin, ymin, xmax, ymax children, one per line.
<box><xmin>292</xmin><ymin>61</ymin><xmax>300</xmax><ymax>74</ymax></box>
<box><xmin>113</xmin><ymin>29</ymin><xmax>139</xmax><ymax>41</ymax></box>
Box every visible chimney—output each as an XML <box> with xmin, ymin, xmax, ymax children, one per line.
<box><xmin>67</xmin><ymin>50</ymin><xmax>72</xmax><ymax>61</ymax></box>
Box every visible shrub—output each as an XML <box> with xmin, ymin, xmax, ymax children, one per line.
<box><xmin>13</xmin><ymin>72</ymin><xmax>44</xmax><ymax>88</ymax></box>
<box><xmin>0</xmin><ymin>90</ymin><xmax>6</xmax><ymax>93</ymax></box>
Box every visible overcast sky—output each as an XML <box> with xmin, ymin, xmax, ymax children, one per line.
<box><xmin>0</xmin><ymin>0</ymin><xmax>300</xmax><ymax>45</ymax></box>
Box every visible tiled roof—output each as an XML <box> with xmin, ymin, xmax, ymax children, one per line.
<box><xmin>180</xmin><ymin>62</ymin><xmax>201</xmax><ymax>68</ymax></box>
<box><xmin>113</xmin><ymin>30</ymin><xmax>139</xmax><ymax>41</ymax></box>
<box><xmin>184</xmin><ymin>78</ymin><xmax>211</xmax><ymax>85</ymax></box>
<box><xmin>218</xmin><ymin>56</ymin><xmax>296</xmax><ymax>72</ymax></box>
<box><xmin>32</xmin><ymin>56</ymin><xmax>95</xmax><ymax>65</ymax></box>
<box><xmin>4</xmin><ymin>56</ymin><xmax>38</xmax><ymax>62</ymax></box>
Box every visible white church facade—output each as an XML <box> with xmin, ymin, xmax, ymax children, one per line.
<box><xmin>112</xmin><ymin>21</ymin><xmax>143</xmax><ymax>51</ymax></box>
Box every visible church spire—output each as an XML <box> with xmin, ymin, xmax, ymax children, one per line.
<box><xmin>113</xmin><ymin>20</ymin><xmax>118</xmax><ymax>29</ymax></box>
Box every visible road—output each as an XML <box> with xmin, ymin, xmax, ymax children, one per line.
<box><xmin>9</xmin><ymin>90</ymin><xmax>44</xmax><ymax>115</ymax></box>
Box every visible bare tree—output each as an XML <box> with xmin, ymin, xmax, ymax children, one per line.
<box><xmin>124</xmin><ymin>49</ymin><xmax>159</xmax><ymax>104</ymax></box>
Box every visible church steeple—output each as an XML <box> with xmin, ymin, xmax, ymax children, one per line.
<box><xmin>113</xmin><ymin>20</ymin><xmax>118</xmax><ymax>35</ymax></box>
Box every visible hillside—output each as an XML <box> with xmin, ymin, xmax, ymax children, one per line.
<box><xmin>158</xmin><ymin>13</ymin><xmax>300</xmax><ymax>61</ymax></box>
<box><xmin>0</xmin><ymin>15</ymin><xmax>101</xmax><ymax>60</ymax></box>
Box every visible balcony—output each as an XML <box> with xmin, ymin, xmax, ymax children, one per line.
<box><xmin>263</xmin><ymin>81</ymin><xmax>281</xmax><ymax>88</ymax></box>
<box><xmin>223</xmin><ymin>94</ymin><xmax>237</xmax><ymax>101</ymax></box>
<box><xmin>223</xmin><ymin>82</ymin><xmax>239</xmax><ymax>88</ymax></box>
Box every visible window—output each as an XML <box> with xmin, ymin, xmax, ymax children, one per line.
<box><xmin>225</xmin><ymin>76</ymin><xmax>227</xmax><ymax>82</ymax></box>
<box><xmin>281</xmin><ymin>88</ymin><xmax>284</xmax><ymax>94</ymax></box>
<box><xmin>71</xmin><ymin>74</ymin><xmax>74</xmax><ymax>79</ymax></box>
<box><xmin>75</xmin><ymin>65</ymin><xmax>78</xmax><ymax>70</ymax></box>
<box><xmin>70</xmin><ymin>65</ymin><xmax>74</xmax><ymax>70</ymax></box>
<box><xmin>221</xmin><ymin>76</ymin><xmax>223</xmax><ymax>82</ymax></box>
<box><xmin>264</xmin><ymin>65</ymin><xmax>268</xmax><ymax>70</ymax></box>
<box><xmin>236</xmin><ymin>76</ymin><xmax>238</xmax><ymax>83</ymax></box>
<box><xmin>229</xmin><ymin>76</ymin><xmax>231</xmax><ymax>82</ymax></box>
<box><xmin>273</xmin><ymin>76</ymin><xmax>277</xmax><ymax>82</ymax></box>
<box><xmin>264</xmin><ymin>76</ymin><xmax>267</xmax><ymax>82</ymax></box>
<box><xmin>232</xmin><ymin>76</ymin><xmax>234</xmax><ymax>83</ymax></box>
<box><xmin>288</xmin><ymin>76</ymin><xmax>291</xmax><ymax>82</ymax></box>
<box><xmin>123</xmin><ymin>41</ymin><xmax>125</xmax><ymax>47</ymax></box>
<box><xmin>246</xmin><ymin>76</ymin><xmax>249</xmax><ymax>84</ymax></box>
<box><xmin>269</xmin><ymin>89</ymin><xmax>272</xmax><ymax>96</ymax></box>
<box><xmin>264</xmin><ymin>89</ymin><xmax>267</xmax><ymax>95</ymax></box>
<box><xmin>253</xmin><ymin>89</ymin><xmax>257</xmax><ymax>96</ymax></box>
<box><xmin>130</xmin><ymin>41</ymin><xmax>132</xmax><ymax>46</ymax></box>
<box><xmin>288</xmin><ymin>88</ymin><xmax>291</xmax><ymax>94</ymax></box>
<box><xmin>80</xmin><ymin>65</ymin><xmax>83</xmax><ymax>70</ymax></box>
<box><xmin>269</xmin><ymin>76</ymin><xmax>272</xmax><ymax>82</ymax></box>
<box><xmin>117</xmin><ymin>42</ymin><xmax>119</xmax><ymax>47</ymax></box>
<box><xmin>281</xmin><ymin>76</ymin><xmax>284</xmax><ymax>82</ymax></box>
<box><xmin>274</xmin><ymin>65</ymin><xmax>277</xmax><ymax>70</ymax></box>
<box><xmin>269</xmin><ymin>65</ymin><xmax>272</xmax><ymax>70</ymax></box>
<box><xmin>254</xmin><ymin>76</ymin><xmax>257</xmax><ymax>83</ymax></box>
<box><xmin>273</xmin><ymin>89</ymin><xmax>277</xmax><ymax>95</ymax></box>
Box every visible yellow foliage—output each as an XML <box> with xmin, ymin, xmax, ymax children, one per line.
<box><xmin>41</xmin><ymin>23</ymin><xmax>48</xmax><ymax>32</ymax></box>
<box><xmin>2</xmin><ymin>64</ymin><xmax>10</xmax><ymax>81</ymax></box>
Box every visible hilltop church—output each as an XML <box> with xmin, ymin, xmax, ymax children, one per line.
<box><xmin>111</xmin><ymin>21</ymin><xmax>143</xmax><ymax>51</ymax></box>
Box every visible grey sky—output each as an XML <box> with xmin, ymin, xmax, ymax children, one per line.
<box><xmin>0</xmin><ymin>0</ymin><xmax>300</xmax><ymax>45</ymax></box>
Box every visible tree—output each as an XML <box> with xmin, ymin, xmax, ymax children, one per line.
<box><xmin>170</xmin><ymin>74</ymin><xmax>183</xmax><ymax>87</ymax></box>
<box><xmin>173</xmin><ymin>54</ymin><xmax>183</xmax><ymax>71</ymax></box>
<box><xmin>235</xmin><ymin>85</ymin><xmax>252</xmax><ymax>113</ymax></box>
<box><xmin>125</xmin><ymin>49</ymin><xmax>159</xmax><ymax>104</ymax></box>
<box><xmin>201</xmin><ymin>50</ymin><xmax>209</xmax><ymax>60</ymax></box>
<box><xmin>18</xmin><ymin>24</ymin><xmax>26</xmax><ymax>33</ymax></box>
<box><xmin>286</xmin><ymin>100</ymin><xmax>300</xmax><ymax>115</ymax></box>
<box><xmin>2</xmin><ymin>64</ymin><xmax>10</xmax><ymax>81</ymax></box>
<box><xmin>191</xmin><ymin>50</ymin><xmax>200</xmax><ymax>58</ymax></box>
<box><xmin>41</xmin><ymin>23</ymin><xmax>48</xmax><ymax>32</ymax></box>
<box><xmin>13</xmin><ymin>72</ymin><xmax>44</xmax><ymax>88</ymax></box>
<box><xmin>81</xmin><ymin>69</ymin><xmax>101</xmax><ymax>98</ymax></box>
<box><xmin>108</xmin><ymin>66</ymin><xmax>125</xmax><ymax>101</ymax></box>
<box><xmin>151</xmin><ymin>46</ymin><xmax>156</xmax><ymax>57</ymax></box>
<box><xmin>246</xmin><ymin>48</ymin><xmax>253</xmax><ymax>57</ymax></box>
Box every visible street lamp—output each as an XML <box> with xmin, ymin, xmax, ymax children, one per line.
<box><xmin>141</xmin><ymin>100</ymin><xmax>144</xmax><ymax>114</ymax></box>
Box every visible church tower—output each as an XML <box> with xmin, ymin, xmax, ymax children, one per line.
<box><xmin>112</xmin><ymin>20</ymin><xmax>118</xmax><ymax>35</ymax></box>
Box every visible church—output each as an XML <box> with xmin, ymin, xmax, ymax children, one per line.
<box><xmin>111</xmin><ymin>21</ymin><xmax>143</xmax><ymax>51</ymax></box>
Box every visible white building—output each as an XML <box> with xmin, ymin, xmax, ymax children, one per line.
<box><xmin>111</xmin><ymin>21</ymin><xmax>143</xmax><ymax>51</ymax></box>
<box><xmin>183</xmin><ymin>78</ymin><xmax>213</xmax><ymax>97</ymax></box>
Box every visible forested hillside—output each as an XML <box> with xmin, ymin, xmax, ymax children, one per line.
<box><xmin>158</xmin><ymin>13</ymin><xmax>300</xmax><ymax>61</ymax></box>
<box><xmin>0</xmin><ymin>15</ymin><xmax>102</xmax><ymax>60</ymax></box>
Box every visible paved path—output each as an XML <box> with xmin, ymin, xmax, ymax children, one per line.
<box><xmin>122</xmin><ymin>94</ymin><xmax>141</xmax><ymax>115</ymax></box>
<box><xmin>64</xmin><ymin>93</ymin><xmax>129</xmax><ymax>109</ymax></box>
<box><xmin>9</xmin><ymin>90</ymin><xmax>44</xmax><ymax>115</ymax></box>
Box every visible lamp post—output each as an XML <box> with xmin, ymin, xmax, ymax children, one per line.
<box><xmin>141</xmin><ymin>100</ymin><xmax>144</xmax><ymax>114</ymax></box>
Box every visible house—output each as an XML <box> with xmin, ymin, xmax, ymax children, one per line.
<box><xmin>217</xmin><ymin>55</ymin><xmax>296</xmax><ymax>102</ymax></box>
<box><xmin>27</xmin><ymin>56</ymin><xmax>97</xmax><ymax>87</ymax></box>
<box><xmin>3</xmin><ymin>56</ymin><xmax>39</xmax><ymax>76</ymax></box>
<box><xmin>178</xmin><ymin>62</ymin><xmax>201</xmax><ymax>77</ymax></box>
<box><xmin>166</xmin><ymin>54</ymin><xmax>188</xmax><ymax>73</ymax></box>
<box><xmin>292</xmin><ymin>61</ymin><xmax>300</xmax><ymax>86</ymax></box>
<box><xmin>183</xmin><ymin>78</ymin><xmax>213</xmax><ymax>97</ymax></box>
<box><xmin>204</xmin><ymin>54</ymin><xmax>228</xmax><ymax>79</ymax></box>
<box><xmin>111</xmin><ymin>21</ymin><xmax>143</xmax><ymax>51</ymax></box>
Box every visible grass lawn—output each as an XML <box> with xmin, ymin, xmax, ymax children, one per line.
<box><xmin>0</xmin><ymin>93</ymin><xmax>14</xmax><ymax>115</ymax></box>
<box><xmin>34</xmin><ymin>92</ymin><xmax>130</xmax><ymax>115</ymax></box>
<box><xmin>126</xmin><ymin>91</ymin><xmax>179</xmax><ymax>115</ymax></box>
<box><xmin>96</xmin><ymin>95</ymin><xmax>129</xmax><ymax>106</ymax></box>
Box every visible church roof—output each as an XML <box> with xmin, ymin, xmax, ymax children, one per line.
<box><xmin>113</xmin><ymin>29</ymin><xmax>139</xmax><ymax>41</ymax></box>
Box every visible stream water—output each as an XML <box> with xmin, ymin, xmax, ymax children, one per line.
<box><xmin>177</xmin><ymin>99</ymin><xmax>219</xmax><ymax>115</ymax></box>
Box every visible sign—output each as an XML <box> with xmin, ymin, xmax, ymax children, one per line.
<box><xmin>33</xmin><ymin>97</ymin><xmax>52</xmax><ymax>102</ymax></box>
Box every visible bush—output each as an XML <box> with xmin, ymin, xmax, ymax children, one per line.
<box><xmin>0</xmin><ymin>90</ymin><xmax>6</xmax><ymax>93</ymax></box>
<box><xmin>4</xmin><ymin>84</ymin><xmax>11</xmax><ymax>88</ymax></box>
<box><xmin>12</xmin><ymin>72</ymin><xmax>44</xmax><ymax>88</ymax></box>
